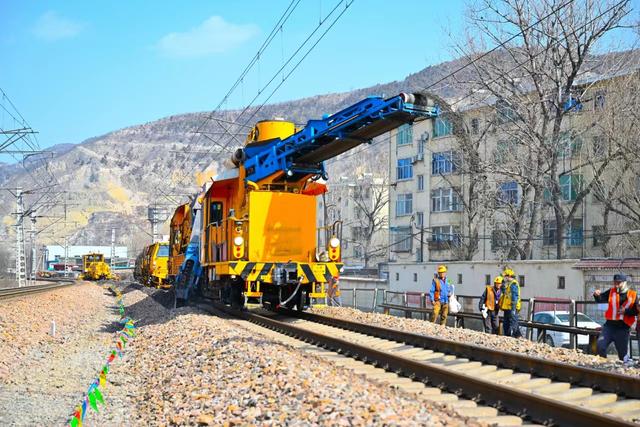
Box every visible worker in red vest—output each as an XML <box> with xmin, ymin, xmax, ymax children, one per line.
<box><xmin>593</xmin><ymin>273</ymin><xmax>637</xmax><ymax>361</ymax></box>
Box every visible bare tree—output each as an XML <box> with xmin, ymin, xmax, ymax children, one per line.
<box><xmin>424</xmin><ymin>92</ymin><xmax>495</xmax><ymax>260</ymax></box>
<box><xmin>457</xmin><ymin>0</ymin><xmax>633</xmax><ymax>259</ymax></box>
<box><xmin>590</xmin><ymin>71</ymin><xmax>640</xmax><ymax>255</ymax></box>
<box><xmin>349</xmin><ymin>173</ymin><xmax>389</xmax><ymax>268</ymax></box>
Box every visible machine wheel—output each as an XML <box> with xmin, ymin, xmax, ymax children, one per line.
<box><xmin>230</xmin><ymin>280</ymin><xmax>244</xmax><ymax>309</ymax></box>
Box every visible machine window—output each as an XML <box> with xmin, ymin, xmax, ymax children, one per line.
<box><xmin>209</xmin><ymin>201</ymin><xmax>223</xmax><ymax>225</ymax></box>
<box><xmin>157</xmin><ymin>245</ymin><xmax>169</xmax><ymax>257</ymax></box>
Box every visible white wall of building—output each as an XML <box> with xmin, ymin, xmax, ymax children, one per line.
<box><xmin>388</xmin><ymin>259</ymin><xmax>586</xmax><ymax>300</ymax></box>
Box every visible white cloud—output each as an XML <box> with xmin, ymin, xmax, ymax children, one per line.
<box><xmin>157</xmin><ymin>16</ymin><xmax>258</xmax><ymax>58</ymax></box>
<box><xmin>32</xmin><ymin>11</ymin><xmax>85</xmax><ymax>42</ymax></box>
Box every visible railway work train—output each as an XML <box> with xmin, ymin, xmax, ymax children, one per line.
<box><xmin>134</xmin><ymin>242</ymin><xmax>170</xmax><ymax>288</ymax></box>
<box><xmin>147</xmin><ymin>92</ymin><xmax>438</xmax><ymax>309</ymax></box>
<box><xmin>80</xmin><ymin>253</ymin><xmax>116</xmax><ymax>281</ymax></box>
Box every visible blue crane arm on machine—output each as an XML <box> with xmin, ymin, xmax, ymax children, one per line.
<box><xmin>239</xmin><ymin>92</ymin><xmax>439</xmax><ymax>183</ymax></box>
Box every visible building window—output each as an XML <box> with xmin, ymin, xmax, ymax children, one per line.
<box><xmin>431</xmin><ymin>187</ymin><xmax>461</xmax><ymax>212</ymax></box>
<box><xmin>496</xmin><ymin>98</ymin><xmax>518</xmax><ymax>123</ymax></box>
<box><xmin>518</xmin><ymin>275</ymin><xmax>525</xmax><ymax>287</ymax></box>
<box><xmin>413</xmin><ymin>273</ymin><xmax>418</xmax><ymax>282</ymax></box>
<box><xmin>457</xmin><ymin>273</ymin><xmax>463</xmax><ymax>284</ymax></box>
<box><xmin>431</xmin><ymin>151</ymin><xmax>458</xmax><ymax>175</ymax></box>
<box><xmin>470</xmin><ymin>118</ymin><xmax>479</xmax><ymax>135</ymax></box>
<box><xmin>417</xmin><ymin>174</ymin><xmax>424</xmax><ymax>192</ymax></box>
<box><xmin>558</xmin><ymin>276</ymin><xmax>566</xmax><ymax>290</ymax></box>
<box><xmin>485</xmin><ymin>274</ymin><xmax>491</xmax><ymax>286</ymax></box>
<box><xmin>560</xmin><ymin>174</ymin><xmax>583</xmax><ymax>201</ymax></box>
<box><xmin>496</xmin><ymin>181</ymin><xmax>518</xmax><ymax>206</ymax></box>
<box><xmin>592</xmin><ymin>135</ymin><xmax>606</xmax><ymax>158</ymax></box>
<box><xmin>392</xmin><ymin>227</ymin><xmax>412</xmax><ymax>252</ymax></box>
<box><xmin>397</xmin><ymin>124</ymin><xmax>413</xmax><ymax>146</ymax></box>
<box><xmin>557</xmin><ymin>133</ymin><xmax>583</xmax><ymax>159</ymax></box>
<box><xmin>495</xmin><ymin>139</ymin><xmax>515</xmax><ymax>162</ymax></box>
<box><xmin>397</xmin><ymin>158</ymin><xmax>413</xmax><ymax>180</ymax></box>
<box><xmin>543</xmin><ymin>220</ymin><xmax>557</xmax><ymax>246</ymax></box>
<box><xmin>431</xmin><ymin>226</ymin><xmax>461</xmax><ymax>244</ymax></box>
<box><xmin>396</xmin><ymin>272</ymin><xmax>400</xmax><ymax>281</ymax></box>
<box><xmin>396</xmin><ymin>193</ymin><xmax>413</xmax><ymax>216</ymax></box>
<box><xmin>592</xmin><ymin>180</ymin><xmax>606</xmax><ymax>203</ymax></box>
<box><xmin>433</xmin><ymin>118</ymin><xmax>452</xmax><ymax>138</ymax></box>
<box><xmin>593</xmin><ymin>225</ymin><xmax>605</xmax><ymax>247</ymax></box>
<box><xmin>594</xmin><ymin>90</ymin><xmax>606</xmax><ymax>111</ymax></box>
<box><xmin>416</xmin><ymin>211</ymin><xmax>424</xmax><ymax>226</ymax></box>
<box><xmin>568</xmin><ymin>218</ymin><xmax>583</xmax><ymax>246</ymax></box>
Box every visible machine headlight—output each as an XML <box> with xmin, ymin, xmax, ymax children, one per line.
<box><xmin>329</xmin><ymin>237</ymin><xmax>340</xmax><ymax>248</ymax></box>
<box><xmin>233</xmin><ymin>236</ymin><xmax>244</xmax><ymax>246</ymax></box>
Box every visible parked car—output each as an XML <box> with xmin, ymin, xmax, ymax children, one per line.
<box><xmin>532</xmin><ymin>311</ymin><xmax>601</xmax><ymax>347</ymax></box>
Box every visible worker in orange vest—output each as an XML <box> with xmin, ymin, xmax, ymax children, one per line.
<box><xmin>479</xmin><ymin>276</ymin><xmax>502</xmax><ymax>334</ymax></box>
<box><xmin>593</xmin><ymin>273</ymin><xmax>637</xmax><ymax>361</ymax></box>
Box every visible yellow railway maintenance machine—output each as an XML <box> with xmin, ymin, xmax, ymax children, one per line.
<box><xmin>81</xmin><ymin>252</ymin><xmax>115</xmax><ymax>281</ymax></box>
<box><xmin>141</xmin><ymin>242</ymin><xmax>170</xmax><ymax>289</ymax></box>
<box><xmin>195</xmin><ymin>93</ymin><xmax>437</xmax><ymax>309</ymax></box>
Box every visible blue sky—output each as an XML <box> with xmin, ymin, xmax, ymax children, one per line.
<box><xmin>0</xmin><ymin>1</ymin><xmax>637</xmax><ymax>149</ymax></box>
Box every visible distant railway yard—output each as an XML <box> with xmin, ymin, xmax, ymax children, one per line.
<box><xmin>0</xmin><ymin>280</ymin><xmax>639</xmax><ymax>426</ymax></box>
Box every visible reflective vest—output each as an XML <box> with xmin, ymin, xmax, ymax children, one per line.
<box><xmin>484</xmin><ymin>286</ymin><xmax>497</xmax><ymax>310</ymax></box>
<box><xmin>605</xmin><ymin>288</ymin><xmax>637</xmax><ymax>327</ymax></box>
<box><xmin>499</xmin><ymin>280</ymin><xmax>521</xmax><ymax>311</ymax></box>
<box><xmin>433</xmin><ymin>279</ymin><xmax>441</xmax><ymax>302</ymax></box>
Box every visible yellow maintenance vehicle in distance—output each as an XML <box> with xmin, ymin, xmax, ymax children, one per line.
<box><xmin>81</xmin><ymin>253</ymin><xmax>116</xmax><ymax>281</ymax></box>
<box><xmin>136</xmin><ymin>242</ymin><xmax>170</xmax><ymax>289</ymax></box>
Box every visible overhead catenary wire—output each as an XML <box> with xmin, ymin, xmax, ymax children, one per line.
<box><xmin>168</xmin><ymin>0</ymin><xmax>355</xmax><ymax>193</ymax></box>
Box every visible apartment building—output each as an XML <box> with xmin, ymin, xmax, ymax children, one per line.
<box><xmin>389</xmin><ymin>73</ymin><xmax>639</xmax><ymax>265</ymax></box>
<box><xmin>318</xmin><ymin>174</ymin><xmax>388</xmax><ymax>268</ymax></box>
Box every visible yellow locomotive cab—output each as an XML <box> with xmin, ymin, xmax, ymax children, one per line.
<box><xmin>136</xmin><ymin>242</ymin><xmax>170</xmax><ymax>289</ymax></box>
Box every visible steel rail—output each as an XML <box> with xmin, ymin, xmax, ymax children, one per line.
<box><xmin>214</xmin><ymin>304</ymin><xmax>634</xmax><ymax>427</ymax></box>
<box><xmin>288</xmin><ymin>310</ymin><xmax>640</xmax><ymax>399</ymax></box>
<box><xmin>0</xmin><ymin>281</ymin><xmax>75</xmax><ymax>300</ymax></box>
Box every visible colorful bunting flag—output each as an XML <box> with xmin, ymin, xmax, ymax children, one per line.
<box><xmin>67</xmin><ymin>284</ymin><xmax>136</xmax><ymax>427</ymax></box>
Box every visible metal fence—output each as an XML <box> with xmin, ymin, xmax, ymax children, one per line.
<box><xmin>337</xmin><ymin>288</ymin><xmax>639</xmax><ymax>357</ymax></box>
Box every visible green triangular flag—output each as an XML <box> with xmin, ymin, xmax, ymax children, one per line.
<box><xmin>102</xmin><ymin>365</ymin><xmax>109</xmax><ymax>375</ymax></box>
<box><xmin>70</xmin><ymin>417</ymin><xmax>79</xmax><ymax>427</ymax></box>
<box><xmin>88</xmin><ymin>390</ymin><xmax>98</xmax><ymax>411</ymax></box>
<box><xmin>94</xmin><ymin>387</ymin><xmax>105</xmax><ymax>405</ymax></box>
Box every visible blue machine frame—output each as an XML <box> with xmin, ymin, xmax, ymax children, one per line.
<box><xmin>242</xmin><ymin>93</ymin><xmax>438</xmax><ymax>183</ymax></box>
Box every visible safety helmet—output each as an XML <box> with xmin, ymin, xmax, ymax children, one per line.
<box><xmin>503</xmin><ymin>268</ymin><xmax>515</xmax><ymax>277</ymax></box>
<box><xmin>437</xmin><ymin>265</ymin><xmax>447</xmax><ymax>273</ymax></box>
<box><xmin>494</xmin><ymin>276</ymin><xmax>503</xmax><ymax>285</ymax></box>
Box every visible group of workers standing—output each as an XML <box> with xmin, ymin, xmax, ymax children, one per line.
<box><xmin>429</xmin><ymin>264</ymin><xmax>522</xmax><ymax>337</ymax></box>
<box><xmin>429</xmin><ymin>264</ymin><xmax>639</xmax><ymax>361</ymax></box>
<box><xmin>478</xmin><ymin>268</ymin><xmax>522</xmax><ymax>337</ymax></box>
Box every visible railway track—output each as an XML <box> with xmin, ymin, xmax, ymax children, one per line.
<box><xmin>0</xmin><ymin>280</ymin><xmax>76</xmax><ymax>301</ymax></box>
<box><xmin>210</xmin><ymin>303</ymin><xmax>639</xmax><ymax>427</ymax></box>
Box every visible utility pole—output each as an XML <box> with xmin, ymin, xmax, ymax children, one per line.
<box><xmin>30</xmin><ymin>212</ymin><xmax>37</xmax><ymax>283</ymax></box>
<box><xmin>110</xmin><ymin>227</ymin><xmax>116</xmax><ymax>269</ymax></box>
<box><xmin>14</xmin><ymin>188</ymin><xmax>26</xmax><ymax>287</ymax></box>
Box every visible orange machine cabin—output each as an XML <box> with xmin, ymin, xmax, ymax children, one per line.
<box><xmin>169</xmin><ymin>203</ymin><xmax>192</xmax><ymax>279</ymax></box>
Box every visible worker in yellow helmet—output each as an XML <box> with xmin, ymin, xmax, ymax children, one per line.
<box><xmin>430</xmin><ymin>264</ymin><xmax>453</xmax><ymax>326</ymax></box>
<box><xmin>479</xmin><ymin>276</ymin><xmax>503</xmax><ymax>334</ymax></box>
<box><xmin>498</xmin><ymin>268</ymin><xmax>522</xmax><ymax>338</ymax></box>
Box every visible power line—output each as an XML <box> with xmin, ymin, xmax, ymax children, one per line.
<box><xmin>168</xmin><ymin>0</ymin><xmax>355</xmax><ymax>191</ymax></box>
<box><xmin>154</xmin><ymin>0</ymin><xmax>305</xmax><ymax>200</ymax></box>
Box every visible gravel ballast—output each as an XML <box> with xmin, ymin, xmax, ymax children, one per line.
<box><xmin>0</xmin><ymin>282</ymin><xmax>119</xmax><ymax>426</ymax></box>
<box><xmin>96</xmin><ymin>284</ymin><xmax>479</xmax><ymax>426</ymax></box>
<box><xmin>310</xmin><ymin>306</ymin><xmax>640</xmax><ymax>377</ymax></box>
